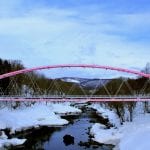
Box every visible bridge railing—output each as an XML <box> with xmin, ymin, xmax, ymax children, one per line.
<box><xmin>0</xmin><ymin>95</ymin><xmax>150</xmax><ymax>99</ymax></box>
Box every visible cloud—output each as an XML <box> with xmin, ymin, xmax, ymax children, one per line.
<box><xmin>0</xmin><ymin>1</ymin><xmax>150</xmax><ymax>78</ymax></box>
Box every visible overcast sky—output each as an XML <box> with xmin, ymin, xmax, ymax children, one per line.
<box><xmin>0</xmin><ymin>0</ymin><xmax>150</xmax><ymax>78</ymax></box>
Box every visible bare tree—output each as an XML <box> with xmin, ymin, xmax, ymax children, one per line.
<box><xmin>142</xmin><ymin>63</ymin><xmax>150</xmax><ymax>113</ymax></box>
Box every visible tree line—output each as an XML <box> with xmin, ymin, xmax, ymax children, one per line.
<box><xmin>0</xmin><ymin>58</ymin><xmax>88</xmax><ymax>96</ymax></box>
<box><xmin>0</xmin><ymin>58</ymin><xmax>150</xmax><ymax>96</ymax></box>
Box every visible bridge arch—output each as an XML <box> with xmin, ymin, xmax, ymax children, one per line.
<box><xmin>0</xmin><ymin>64</ymin><xmax>150</xmax><ymax>79</ymax></box>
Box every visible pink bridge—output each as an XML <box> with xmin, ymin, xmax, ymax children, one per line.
<box><xmin>0</xmin><ymin>64</ymin><xmax>150</xmax><ymax>102</ymax></box>
<box><xmin>0</xmin><ymin>64</ymin><xmax>150</xmax><ymax>79</ymax></box>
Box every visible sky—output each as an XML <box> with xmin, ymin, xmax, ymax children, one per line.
<box><xmin>0</xmin><ymin>0</ymin><xmax>150</xmax><ymax>78</ymax></box>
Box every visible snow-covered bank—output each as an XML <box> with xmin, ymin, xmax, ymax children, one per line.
<box><xmin>0</xmin><ymin>131</ymin><xmax>26</xmax><ymax>149</ymax></box>
<box><xmin>0</xmin><ymin>104</ymin><xmax>69</xmax><ymax>134</ymax></box>
<box><xmin>0</xmin><ymin>103</ymin><xmax>82</xmax><ymax>133</ymax></box>
<box><xmin>49</xmin><ymin>102</ymin><xmax>82</xmax><ymax>115</ymax></box>
<box><xmin>90</xmin><ymin>104</ymin><xmax>150</xmax><ymax>150</ymax></box>
<box><xmin>119</xmin><ymin>113</ymin><xmax>150</xmax><ymax>150</ymax></box>
<box><xmin>90</xmin><ymin>123</ymin><xmax>121</xmax><ymax>146</ymax></box>
<box><xmin>0</xmin><ymin>102</ymin><xmax>82</xmax><ymax>149</ymax></box>
<box><xmin>89</xmin><ymin>104</ymin><xmax>120</xmax><ymax>126</ymax></box>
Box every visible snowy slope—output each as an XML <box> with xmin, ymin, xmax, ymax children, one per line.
<box><xmin>60</xmin><ymin>77</ymin><xmax>110</xmax><ymax>89</ymax></box>
<box><xmin>90</xmin><ymin>104</ymin><xmax>150</xmax><ymax>150</ymax></box>
<box><xmin>89</xmin><ymin>104</ymin><xmax>120</xmax><ymax>127</ymax></box>
<box><xmin>60</xmin><ymin>77</ymin><xmax>80</xmax><ymax>83</ymax></box>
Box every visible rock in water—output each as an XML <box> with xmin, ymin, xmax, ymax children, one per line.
<box><xmin>63</xmin><ymin>134</ymin><xmax>74</xmax><ymax>146</ymax></box>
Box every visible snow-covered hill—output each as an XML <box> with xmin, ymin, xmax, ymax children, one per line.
<box><xmin>59</xmin><ymin>77</ymin><xmax>111</xmax><ymax>89</ymax></box>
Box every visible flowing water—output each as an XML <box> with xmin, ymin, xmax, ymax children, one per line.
<box><xmin>10</xmin><ymin>104</ymin><xmax>113</xmax><ymax>150</ymax></box>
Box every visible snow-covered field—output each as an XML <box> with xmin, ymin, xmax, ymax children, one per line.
<box><xmin>0</xmin><ymin>102</ymin><xmax>81</xmax><ymax>148</ymax></box>
<box><xmin>90</xmin><ymin>103</ymin><xmax>150</xmax><ymax>150</ymax></box>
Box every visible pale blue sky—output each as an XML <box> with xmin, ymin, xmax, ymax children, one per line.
<box><xmin>0</xmin><ymin>0</ymin><xmax>150</xmax><ymax>78</ymax></box>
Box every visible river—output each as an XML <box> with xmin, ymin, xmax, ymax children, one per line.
<box><xmin>10</xmin><ymin>104</ymin><xmax>113</xmax><ymax>150</ymax></box>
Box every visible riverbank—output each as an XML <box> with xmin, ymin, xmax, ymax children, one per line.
<box><xmin>90</xmin><ymin>103</ymin><xmax>150</xmax><ymax>150</ymax></box>
<box><xmin>0</xmin><ymin>102</ymin><xmax>81</xmax><ymax>149</ymax></box>
<box><xmin>1</xmin><ymin>102</ymin><xmax>150</xmax><ymax>150</ymax></box>
<box><xmin>10</xmin><ymin>104</ymin><xmax>113</xmax><ymax>150</ymax></box>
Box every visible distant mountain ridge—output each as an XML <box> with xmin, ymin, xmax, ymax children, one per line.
<box><xmin>59</xmin><ymin>77</ymin><xmax>111</xmax><ymax>90</ymax></box>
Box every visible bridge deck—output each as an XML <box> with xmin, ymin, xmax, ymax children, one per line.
<box><xmin>0</xmin><ymin>97</ymin><xmax>150</xmax><ymax>102</ymax></box>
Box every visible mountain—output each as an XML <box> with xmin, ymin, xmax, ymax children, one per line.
<box><xmin>59</xmin><ymin>77</ymin><xmax>111</xmax><ymax>90</ymax></box>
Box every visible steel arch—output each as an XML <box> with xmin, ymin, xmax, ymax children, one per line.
<box><xmin>0</xmin><ymin>64</ymin><xmax>150</xmax><ymax>79</ymax></box>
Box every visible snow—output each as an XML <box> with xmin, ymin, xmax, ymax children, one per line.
<box><xmin>0</xmin><ymin>102</ymin><xmax>82</xmax><ymax>149</ymax></box>
<box><xmin>49</xmin><ymin>102</ymin><xmax>82</xmax><ymax>115</ymax></box>
<box><xmin>0</xmin><ymin>103</ymin><xmax>81</xmax><ymax>133</ymax></box>
<box><xmin>90</xmin><ymin>104</ymin><xmax>150</xmax><ymax>150</ymax></box>
<box><xmin>89</xmin><ymin>104</ymin><xmax>120</xmax><ymax>127</ymax></box>
<box><xmin>90</xmin><ymin>123</ymin><xmax>121</xmax><ymax>145</ymax></box>
<box><xmin>120</xmin><ymin>128</ymin><xmax>150</xmax><ymax>150</ymax></box>
<box><xmin>0</xmin><ymin>131</ymin><xmax>26</xmax><ymax>148</ymax></box>
<box><xmin>0</xmin><ymin>104</ymin><xmax>69</xmax><ymax>133</ymax></box>
<box><xmin>61</xmin><ymin>78</ymin><xmax>80</xmax><ymax>83</ymax></box>
<box><xmin>119</xmin><ymin>113</ymin><xmax>150</xmax><ymax>150</ymax></box>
